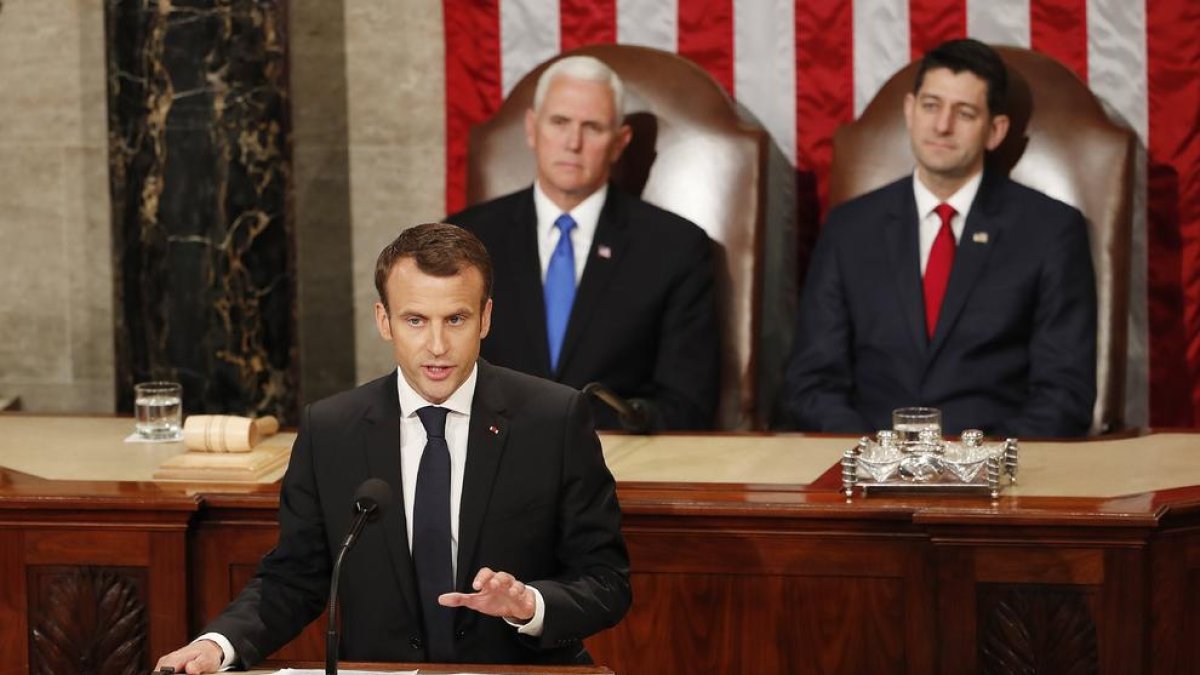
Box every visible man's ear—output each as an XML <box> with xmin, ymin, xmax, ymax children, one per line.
<box><xmin>374</xmin><ymin>302</ymin><xmax>394</xmax><ymax>342</ymax></box>
<box><xmin>986</xmin><ymin>113</ymin><xmax>1011</xmax><ymax>151</ymax></box>
<box><xmin>610</xmin><ymin>123</ymin><xmax>633</xmax><ymax>163</ymax></box>
<box><xmin>479</xmin><ymin>298</ymin><xmax>493</xmax><ymax>339</ymax></box>
<box><xmin>903</xmin><ymin>92</ymin><xmax>916</xmax><ymax>132</ymax></box>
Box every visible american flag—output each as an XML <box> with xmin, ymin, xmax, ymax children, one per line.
<box><xmin>442</xmin><ymin>0</ymin><xmax>1199</xmax><ymax>428</ymax></box>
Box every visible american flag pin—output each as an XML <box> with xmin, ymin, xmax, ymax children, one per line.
<box><xmin>489</xmin><ymin>425</ymin><xmax>499</xmax><ymax>435</ymax></box>
<box><xmin>597</xmin><ymin>245</ymin><xmax>612</xmax><ymax>259</ymax></box>
<box><xmin>972</xmin><ymin>232</ymin><xmax>989</xmax><ymax>244</ymax></box>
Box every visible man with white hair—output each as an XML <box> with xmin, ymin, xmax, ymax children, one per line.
<box><xmin>450</xmin><ymin>55</ymin><xmax>719</xmax><ymax>431</ymax></box>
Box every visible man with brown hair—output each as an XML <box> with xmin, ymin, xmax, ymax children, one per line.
<box><xmin>156</xmin><ymin>223</ymin><xmax>630</xmax><ymax>672</ymax></box>
<box><xmin>783</xmin><ymin>39</ymin><xmax>1096</xmax><ymax>437</ymax></box>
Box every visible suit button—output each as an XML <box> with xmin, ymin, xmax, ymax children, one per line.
<box><xmin>409</xmin><ymin>636</ymin><xmax>423</xmax><ymax>649</ymax></box>
<box><xmin>455</xmin><ymin>630</ymin><xmax>466</xmax><ymax>640</ymax></box>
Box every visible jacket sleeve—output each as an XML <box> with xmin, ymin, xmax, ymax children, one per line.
<box><xmin>1003</xmin><ymin>207</ymin><xmax>1097</xmax><ymax>437</ymax></box>
<box><xmin>529</xmin><ymin>390</ymin><xmax>632</xmax><ymax>649</ymax></box>
<box><xmin>643</xmin><ymin>229</ymin><xmax>720</xmax><ymax>430</ymax></box>
<box><xmin>201</xmin><ymin>404</ymin><xmax>332</xmax><ymax>667</ymax></box>
<box><xmin>781</xmin><ymin>215</ymin><xmax>872</xmax><ymax>433</ymax></box>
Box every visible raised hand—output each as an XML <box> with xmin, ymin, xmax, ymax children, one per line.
<box><xmin>438</xmin><ymin>567</ymin><xmax>536</xmax><ymax>622</ymax></box>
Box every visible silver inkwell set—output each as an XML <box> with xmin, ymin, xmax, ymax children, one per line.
<box><xmin>840</xmin><ymin>407</ymin><xmax>1019</xmax><ymax>499</ymax></box>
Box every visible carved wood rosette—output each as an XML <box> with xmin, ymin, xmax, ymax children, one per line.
<box><xmin>978</xmin><ymin>584</ymin><xmax>1099</xmax><ymax>675</ymax></box>
<box><xmin>29</xmin><ymin>566</ymin><xmax>148</xmax><ymax>675</ymax></box>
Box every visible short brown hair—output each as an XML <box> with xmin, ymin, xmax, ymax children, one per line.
<box><xmin>374</xmin><ymin>223</ymin><xmax>494</xmax><ymax>310</ymax></box>
<box><xmin>914</xmin><ymin>38</ymin><xmax>1008</xmax><ymax>116</ymax></box>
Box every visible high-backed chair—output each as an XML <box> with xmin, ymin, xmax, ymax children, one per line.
<box><xmin>829</xmin><ymin>46</ymin><xmax>1135</xmax><ymax>434</ymax></box>
<box><xmin>466</xmin><ymin>44</ymin><xmax>768</xmax><ymax>430</ymax></box>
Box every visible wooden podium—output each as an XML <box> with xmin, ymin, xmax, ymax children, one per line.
<box><xmin>2</xmin><ymin>416</ymin><xmax>1200</xmax><ymax>674</ymax></box>
<box><xmin>245</xmin><ymin>663</ymin><xmax>612</xmax><ymax>674</ymax></box>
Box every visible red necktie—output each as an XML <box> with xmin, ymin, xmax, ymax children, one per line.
<box><xmin>923</xmin><ymin>203</ymin><xmax>957</xmax><ymax>339</ymax></box>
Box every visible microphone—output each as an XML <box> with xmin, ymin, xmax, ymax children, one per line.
<box><xmin>582</xmin><ymin>382</ymin><xmax>653</xmax><ymax>434</ymax></box>
<box><xmin>326</xmin><ymin>478</ymin><xmax>392</xmax><ymax>675</ymax></box>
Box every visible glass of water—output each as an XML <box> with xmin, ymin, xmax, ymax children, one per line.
<box><xmin>892</xmin><ymin>406</ymin><xmax>941</xmax><ymax>444</ymax></box>
<box><xmin>134</xmin><ymin>381</ymin><xmax>183</xmax><ymax>441</ymax></box>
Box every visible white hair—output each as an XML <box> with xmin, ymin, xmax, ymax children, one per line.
<box><xmin>532</xmin><ymin>55</ymin><xmax>625</xmax><ymax>125</ymax></box>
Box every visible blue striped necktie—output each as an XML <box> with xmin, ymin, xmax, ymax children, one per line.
<box><xmin>544</xmin><ymin>213</ymin><xmax>577</xmax><ymax>371</ymax></box>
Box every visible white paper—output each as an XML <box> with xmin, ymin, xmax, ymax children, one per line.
<box><xmin>270</xmin><ymin>670</ymin><xmax>418</xmax><ymax>675</ymax></box>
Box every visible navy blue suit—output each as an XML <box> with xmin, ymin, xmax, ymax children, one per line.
<box><xmin>783</xmin><ymin>172</ymin><xmax>1096</xmax><ymax>437</ymax></box>
<box><xmin>449</xmin><ymin>186</ymin><xmax>719</xmax><ymax>431</ymax></box>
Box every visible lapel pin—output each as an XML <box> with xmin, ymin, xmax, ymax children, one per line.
<box><xmin>597</xmin><ymin>244</ymin><xmax>612</xmax><ymax>259</ymax></box>
<box><xmin>488</xmin><ymin>425</ymin><xmax>499</xmax><ymax>435</ymax></box>
<box><xmin>972</xmin><ymin>232</ymin><xmax>989</xmax><ymax>244</ymax></box>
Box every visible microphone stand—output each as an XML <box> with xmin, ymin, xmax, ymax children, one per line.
<box><xmin>582</xmin><ymin>382</ymin><xmax>653</xmax><ymax>433</ymax></box>
<box><xmin>326</xmin><ymin>499</ymin><xmax>379</xmax><ymax>675</ymax></box>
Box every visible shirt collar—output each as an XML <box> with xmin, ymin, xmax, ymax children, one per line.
<box><xmin>395</xmin><ymin>362</ymin><xmax>478</xmax><ymax>418</ymax></box>
<box><xmin>533</xmin><ymin>180</ymin><xmax>608</xmax><ymax>241</ymax></box>
<box><xmin>912</xmin><ymin>170</ymin><xmax>983</xmax><ymax>220</ymax></box>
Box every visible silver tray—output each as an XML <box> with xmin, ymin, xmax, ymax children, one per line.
<box><xmin>841</xmin><ymin>436</ymin><xmax>1019</xmax><ymax>499</ymax></box>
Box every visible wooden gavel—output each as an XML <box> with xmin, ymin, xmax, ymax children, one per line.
<box><xmin>182</xmin><ymin>415</ymin><xmax>280</xmax><ymax>453</ymax></box>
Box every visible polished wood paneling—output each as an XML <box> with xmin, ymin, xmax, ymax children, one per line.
<box><xmin>191</xmin><ymin>510</ymin><xmax>326</xmax><ymax>665</ymax></box>
<box><xmin>0</xmin><ymin>528</ymin><xmax>29</xmax><ymax>671</ymax></box>
<box><xmin>2</xmin><ymin>443</ymin><xmax>1200</xmax><ymax>673</ymax></box>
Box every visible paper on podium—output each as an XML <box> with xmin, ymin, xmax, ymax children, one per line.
<box><xmin>268</xmin><ymin>670</ymin><xmax>417</xmax><ymax>675</ymax></box>
<box><xmin>266</xmin><ymin>662</ymin><xmax>501</xmax><ymax>667</ymax></box>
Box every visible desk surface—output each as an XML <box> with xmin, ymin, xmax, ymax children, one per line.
<box><xmin>1</xmin><ymin>415</ymin><xmax>1199</xmax><ymax>501</ymax></box>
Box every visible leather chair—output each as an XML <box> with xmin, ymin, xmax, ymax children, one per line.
<box><xmin>828</xmin><ymin>46</ymin><xmax>1135</xmax><ymax>434</ymax></box>
<box><xmin>466</xmin><ymin>44</ymin><xmax>768</xmax><ymax>430</ymax></box>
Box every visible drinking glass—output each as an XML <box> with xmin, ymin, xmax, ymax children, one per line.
<box><xmin>134</xmin><ymin>381</ymin><xmax>183</xmax><ymax>441</ymax></box>
<box><xmin>892</xmin><ymin>407</ymin><xmax>942</xmax><ymax>444</ymax></box>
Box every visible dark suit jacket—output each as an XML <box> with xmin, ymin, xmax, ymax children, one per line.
<box><xmin>783</xmin><ymin>172</ymin><xmax>1096</xmax><ymax>437</ymax></box>
<box><xmin>448</xmin><ymin>186</ymin><xmax>719</xmax><ymax>431</ymax></box>
<box><xmin>204</xmin><ymin>361</ymin><xmax>631</xmax><ymax>666</ymax></box>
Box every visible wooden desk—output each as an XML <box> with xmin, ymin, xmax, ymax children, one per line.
<box><xmin>2</xmin><ymin>416</ymin><xmax>1199</xmax><ymax>674</ymax></box>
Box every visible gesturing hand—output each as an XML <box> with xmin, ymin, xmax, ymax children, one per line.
<box><xmin>438</xmin><ymin>567</ymin><xmax>536</xmax><ymax>622</ymax></box>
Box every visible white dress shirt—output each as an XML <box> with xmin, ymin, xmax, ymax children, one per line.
<box><xmin>397</xmin><ymin>363</ymin><xmax>476</xmax><ymax>574</ymax></box>
<box><xmin>913</xmin><ymin>171</ymin><xmax>983</xmax><ymax>274</ymax></box>
<box><xmin>533</xmin><ymin>180</ymin><xmax>607</xmax><ymax>283</ymax></box>
<box><xmin>197</xmin><ymin>364</ymin><xmax>544</xmax><ymax>670</ymax></box>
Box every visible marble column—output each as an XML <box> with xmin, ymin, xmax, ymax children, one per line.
<box><xmin>105</xmin><ymin>0</ymin><xmax>297</xmax><ymax>421</ymax></box>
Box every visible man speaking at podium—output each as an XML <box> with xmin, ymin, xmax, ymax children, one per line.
<box><xmin>155</xmin><ymin>223</ymin><xmax>630</xmax><ymax>672</ymax></box>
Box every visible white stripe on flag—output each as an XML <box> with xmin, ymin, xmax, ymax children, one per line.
<box><xmin>734</xmin><ymin>0</ymin><xmax>797</xmax><ymax>164</ymax></box>
<box><xmin>617</xmin><ymin>0</ymin><xmax>678</xmax><ymax>51</ymax></box>
<box><xmin>967</xmin><ymin>0</ymin><xmax>1031</xmax><ymax>47</ymax></box>
<box><xmin>1088</xmin><ymin>0</ymin><xmax>1149</xmax><ymax>427</ymax></box>
<box><xmin>1087</xmin><ymin>0</ymin><xmax>1148</xmax><ymax>141</ymax></box>
<box><xmin>500</xmin><ymin>0</ymin><xmax>560</xmax><ymax>96</ymax></box>
<box><xmin>852</xmin><ymin>0</ymin><xmax>909</xmax><ymax>117</ymax></box>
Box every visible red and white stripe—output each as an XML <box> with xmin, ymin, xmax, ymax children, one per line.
<box><xmin>442</xmin><ymin>0</ymin><xmax>1199</xmax><ymax>428</ymax></box>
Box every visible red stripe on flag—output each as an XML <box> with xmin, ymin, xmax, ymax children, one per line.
<box><xmin>1147</xmin><ymin>0</ymin><xmax>1200</xmax><ymax>426</ymax></box>
<box><xmin>561</xmin><ymin>0</ymin><xmax>616</xmax><ymax>50</ymax></box>
<box><xmin>1030</xmin><ymin>0</ymin><xmax>1088</xmax><ymax>82</ymax></box>
<box><xmin>677</xmin><ymin>0</ymin><xmax>735</xmax><ymax>94</ymax></box>
<box><xmin>443</xmin><ymin>0</ymin><xmax>503</xmax><ymax>214</ymax></box>
<box><xmin>795</xmin><ymin>0</ymin><xmax>854</xmax><ymax>215</ymax></box>
<box><xmin>909</xmin><ymin>0</ymin><xmax>966</xmax><ymax>59</ymax></box>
